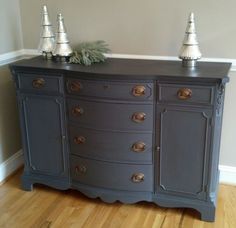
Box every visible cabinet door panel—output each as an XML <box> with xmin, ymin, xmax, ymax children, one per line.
<box><xmin>19</xmin><ymin>94</ymin><xmax>68</xmax><ymax>177</ymax></box>
<box><xmin>156</xmin><ymin>106</ymin><xmax>212</xmax><ymax>200</ymax></box>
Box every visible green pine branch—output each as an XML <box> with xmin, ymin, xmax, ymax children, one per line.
<box><xmin>69</xmin><ymin>40</ymin><xmax>110</xmax><ymax>66</ymax></box>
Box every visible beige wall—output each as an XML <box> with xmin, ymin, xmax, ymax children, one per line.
<box><xmin>20</xmin><ymin>0</ymin><xmax>236</xmax><ymax>58</ymax></box>
<box><xmin>0</xmin><ymin>0</ymin><xmax>23</xmax><ymax>54</ymax></box>
<box><xmin>220</xmin><ymin>72</ymin><xmax>236</xmax><ymax>167</ymax></box>
<box><xmin>0</xmin><ymin>0</ymin><xmax>22</xmax><ymax>163</ymax></box>
<box><xmin>0</xmin><ymin>66</ymin><xmax>21</xmax><ymax>164</ymax></box>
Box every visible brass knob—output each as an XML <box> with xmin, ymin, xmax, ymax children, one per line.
<box><xmin>32</xmin><ymin>78</ymin><xmax>45</xmax><ymax>89</ymax></box>
<box><xmin>177</xmin><ymin>88</ymin><xmax>192</xmax><ymax>100</ymax></box>
<box><xmin>132</xmin><ymin>142</ymin><xmax>146</xmax><ymax>152</ymax></box>
<box><xmin>132</xmin><ymin>85</ymin><xmax>146</xmax><ymax>97</ymax></box>
<box><xmin>75</xmin><ymin>165</ymin><xmax>87</xmax><ymax>174</ymax></box>
<box><xmin>74</xmin><ymin>136</ymin><xmax>86</xmax><ymax>144</ymax></box>
<box><xmin>72</xmin><ymin>106</ymin><xmax>84</xmax><ymax>116</ymax></box>
<box><xmin>132</xmin><ymin>112</ymin><xmax>146</xmax><ymax>123</ymax></box>
<box><xmin>131</xmin><ymin>173</ymin><xmax>145</xmax><ymax>183</ymax></box>
<box><xmin>70</xmin><ymin>81</ymin><xmax>82</xmax><ymax>92</ymax></box>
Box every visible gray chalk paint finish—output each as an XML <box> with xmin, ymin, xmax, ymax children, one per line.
<box><xmin>10</xmin><ymin>56</ymin><xmax>231</xmax><ymax>222</ymax></box>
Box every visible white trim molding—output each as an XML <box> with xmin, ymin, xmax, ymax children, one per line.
<box><xmin>0</xmin><ymin>150</ymin><xmax>23</xmax><ymax>184</ymax></box>
<box><xmin>0</xmin><ymin>50</ymin><xmax>25</xmax><ymax>66</ymax></box>
<box><xmin>219</xmin><ymin>165</ymin><xmax>236</xmax><ymax>185</ymax></box>
<box><xmin>1</xmin><ymin>49</ymin><xmax>236</xmax><ymax>71</ymax></box>
<box><xmin>23</xmin><ymin>49</ymin><xmax>40</xmax><ymax>56</ymax></box>
<box><xmin>106</xmin><ymin>53</ymin><xmax>236</xmax><ymax>71</ymax></box>
<box><xmin>0</xmin><ymin>49</ymin><xmax>39</xmax><ymax>66</ymax></box>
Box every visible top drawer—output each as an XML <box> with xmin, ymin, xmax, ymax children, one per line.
<box><xmin>17</xmin><ymin>73</ymin><xmax>63</xmax><ymax>94</ymax></box>
<box><xmin>66</xmin><ymin>78</ymin><xmax>154</xmax><ymax>101</ymax></box>
<box><xmin>158</xmin><ymin>83</ymin><xmax>215</xmax><ymax>105</ymax></box>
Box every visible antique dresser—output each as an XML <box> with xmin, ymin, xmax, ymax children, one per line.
<box><xmin>10</xmin><ymin>57</ymin><xmax>231</xmax><ymax>222</ymax></box>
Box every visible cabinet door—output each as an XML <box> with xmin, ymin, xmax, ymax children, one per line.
<box><xmin>18</xmin><ymin>94</ymin><xmax>68</xmax><ymax>177</ymax></box>
<box><xmin>156</xmin><ymin>106</ymin><xmax>212</xmax><ymax>200</ymax></box>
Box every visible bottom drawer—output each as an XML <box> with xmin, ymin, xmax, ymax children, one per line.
<box><xmin>71</xmin><ymin>155</ymin><xmax>153</xmax><ymax>192</ymax></box>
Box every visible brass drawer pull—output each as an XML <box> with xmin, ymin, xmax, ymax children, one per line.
<box><xmin>177</xmin><ymin>88</ymin><xmax>192</xmax><ymax>100</ymax></box>
<box><xmin>70</xmin><ymin>81</ymin><xmax>82</xmax><ymax>92</ymax></box>
<box><xmin>32</xmin><ymin>78</ymin><xmax>45</xmax><ymax>89</ymax></box>
<box><xmin>72</xmin><ymin>106</ymin><xmax>84</xmax><ymax>116</ymax></box>
<box><xmin>132</xmin><ymin>112</ymin><xmax>146</xmax><ymax>123</ymax></box>
<box><xmin>132</xmin><ymin>142</ymin><xmax>146</xmax><ymax>152</ymax></box>
<box><xmin>74</xmin><ymin>136</ymin><xmax>86</xmax><ymax>144</ymax></box>
<box><xmin>131</xmin><ymin>173</ymin><xmax>145</xmax><ymax>183</ymax></box>
<box><xmin>132</xmin><ymin>85</ymin><xmax>146</xmax><ymax>97</ymax></box>
<box><xmin>75</xmin><ymin>165</ymin><xmax>87</xmax><ymax>174</ymax></box>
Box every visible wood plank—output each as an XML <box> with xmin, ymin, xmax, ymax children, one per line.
<box><xmin>0</xmin><ymin>170</ymin><xmax>236</xmax><ymax>228</ymax></box>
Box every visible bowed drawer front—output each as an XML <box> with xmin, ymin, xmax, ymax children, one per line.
<box><xmin>69</xmin><ymin>125</ymin><xmax>153</xmax><ymax>163</ymax></box>
<box><xmin>71</xmin><ymin>155</ymin><xmax>153</xmax><ymax>192</ymax></box>
<box><xmin>67</xmin><ymin>78</ymin><xmax>154</xmax><ymax>101</ymax></box>
<box><xmin>67</xmin><ymin>99</ymin><xmax>154</xmax><ymax>131</ymax></box>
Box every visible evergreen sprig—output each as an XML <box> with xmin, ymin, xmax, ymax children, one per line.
<box><xmin>69</xmin><ymin>40</ymin><xmax>110</xmax><ymax>66</ymax></box>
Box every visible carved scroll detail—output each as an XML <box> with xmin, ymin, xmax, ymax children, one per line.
<box><xmin>216</xmin><ymin>83</ymin><xmax>225</xmax><ymax>116</ymax></box>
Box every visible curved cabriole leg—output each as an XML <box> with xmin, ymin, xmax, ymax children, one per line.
<box><xmin>199</xmin><ymin>206</ymin><xmax>216</xmax><ymax>222</ymax></box>
<box><xmin>21</xmin><ymin>176</ymin><xmax>33</xmax><ymax>191</ymax></box>
<box><xmin>152</xmin><ymin>197</ymin><xmax>216</xmax><ymax>222</ymax></box>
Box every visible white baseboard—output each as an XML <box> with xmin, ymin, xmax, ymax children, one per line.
<box><xmin>0</xmin><ymin>150</ymin><xmax>23</xmax><ymax>183</ymax></box>
<box><xmin>219</xmin><ymin>165</ymin><xmax>236</xmax><ymax>185</ymax></box>
<box><xmin>1</xmin><ymin>49</ymin><xmax>236</xmax><ymax>71</ymax></box>
<box><xmin>23</xmin><ymin>49</ymin><xmax>40</xmax><ymax>56</ymax></box>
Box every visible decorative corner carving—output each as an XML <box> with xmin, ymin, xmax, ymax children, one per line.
<box><xmin>9</xmin><ymin>68</ymin><xmax>19</xmax><ymax>90</ymax></box>
<box><xmin>10</xmin><ymin>67</ymin><xmax>16</xmax><ymax>76</ymax></box>
<box><xmin>30</xmin><ymin>165</ymin><xmax>36</xmax><ymax>171</ymax></box>
<box><xmin>216</xmin><ymin>82</ymin><xmax>225</xmax><ymax>116</ymax></box>
<box><xmin>160</xmin><ymin>184</ymin><xmax>166</xmax><ymax>191</ymax></box>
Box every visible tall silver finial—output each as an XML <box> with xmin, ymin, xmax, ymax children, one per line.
<box><xmin>52</xmin><ymin>14</ymin><xmax>73</xmax><ymax>61</ymax></box>
<box><xmin>179</xmin><ymin>12</ymin><xmax>202</xmax><ymax>68</ymax></box>
<box><xmin>38</xmin><ymin>5</ymin><xmax>55</xmax><ymax>59</ymax></box>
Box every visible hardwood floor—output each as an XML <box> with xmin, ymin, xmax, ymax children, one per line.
<box><xmin>0</xmin><ymin>170</ymin><xmax>235</xmax><ymax>228</ymax></box>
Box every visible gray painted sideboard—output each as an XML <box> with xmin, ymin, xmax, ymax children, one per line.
<box><xmin>10</xmin><ymin>57</ymin><xmax>231</xmax><ymax>222</ymax></box>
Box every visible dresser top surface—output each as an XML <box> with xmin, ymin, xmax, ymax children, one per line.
<box><xmin>10</xmin><ymin>56</ymin><xmax>231</xmax><ymax>82</ymax></box>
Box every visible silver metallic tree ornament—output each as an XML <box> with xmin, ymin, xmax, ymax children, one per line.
<box><xmin>179</xmin><ymin>12</ymin><xmax>202</xmax><ymax>67</ymax></box>
<box><xmin>53</xmin><ymin>14</ymin><xmax>73</xmax><ymax>62</ymax></box>
<box><xmin>38</xmin><ymin>5</ymin><xmax>55</xmax><ymax>59</ymax></box>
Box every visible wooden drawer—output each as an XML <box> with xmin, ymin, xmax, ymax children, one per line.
<box><xmin>66</xmin><ymin>78</ymin><xmax>154</xmax><ymax>101</ymax></box>
<box><xmin>158</xmin><ymin>83</ymin><xmax>214</xmax><ymax>105</ymax></box>
<box><xmin>17</xmin><ymin>73</ymin><xmax>63</xmax><ymax>93</ymax></box>
<box><xmin>71</xmin><ymin>155</ymin><xmax>153</xmax><ymax>192</ymax></box>
<box><xmin>67</xmin><ymin>99</ymin><xmax>154</xmax><ymax>131</ymax></box>
<box><xmin>69</xmin><ymin>125</ymin><xmax>153</xmax><ymax>163</ymax></box>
